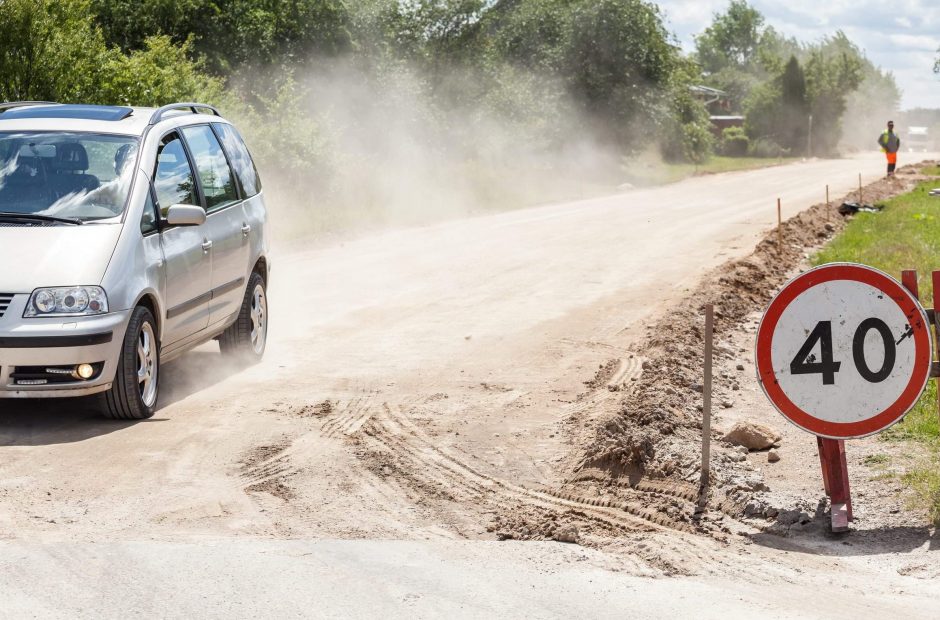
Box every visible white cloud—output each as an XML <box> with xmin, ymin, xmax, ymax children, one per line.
<box><xmin>655</xmin><ymin>0</ymin><xmax>940</xmax><ymax>108</ymax></box>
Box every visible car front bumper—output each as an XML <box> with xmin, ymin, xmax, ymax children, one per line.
<box><xmin>0</xmin><ymin>294</ymin><xmax>131</xmax><ymax>398</ymax></box>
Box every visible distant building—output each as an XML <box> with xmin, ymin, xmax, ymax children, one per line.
<box><xmin>709</xmin><ymin>115</ymin><xmax>745</xmax><ymax>138</ymax></box>
<box><xmin>690</xmin><ymin>85</ymin><xmax>743</xmax><ymax>137</ymax></box>
<box><xmin>689</xmin><ymin>85</ymin><xmax>732</xmax><ymax>113</ymax></box>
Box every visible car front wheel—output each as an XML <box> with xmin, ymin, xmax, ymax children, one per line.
<box><xmin>100</xmin><ymin>305</ymin><xmax>159</xmax><ymax>420</ymax></box>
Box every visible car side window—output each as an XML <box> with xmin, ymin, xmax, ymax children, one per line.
<box><xmin>140</xmin><ymin>189</ymin><xmax>158</xmax><ymax>234</ymax></box>
<box><xmin>181</xmin><ymin>125</ymin><xmax>238</xmax><ymax>212</ymax></box>
<box><xmin>212</xmin><ymin>122</ymin><xmax>262</xmax><ymax>197</ymax></box>
<box><xmin>153</xmin><ymin>132</ymin><xmax>197</xmax><ymax>216</ymax></box>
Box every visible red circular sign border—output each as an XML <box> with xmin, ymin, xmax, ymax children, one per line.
<box><xmin>756</xmin><ymin>263</ymin><xmax>932</xmax><ymax>439</ymax></box>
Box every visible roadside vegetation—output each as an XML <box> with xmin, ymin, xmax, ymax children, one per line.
<box><xmin>623</xmin><ymin>155</ymin><xmax>799</xmax><ymax>187</ymax></box>
<box><xmin>813</xmin><ymin>169</ymin><xmax>940</xmax><ymax>523</ymax></box>
<box><xmin>0</xmin><ymin>0</ymin><xmax>904</xmax><ymax>234</ymax></box>
<box><xmin>694</xmin><ymin>0</ymin><xmax>900</xmax><ymax>155</ymax></box>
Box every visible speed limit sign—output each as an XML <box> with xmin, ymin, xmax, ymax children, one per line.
<box><xmin>756</xmin><ymin>263</ymin><xmax>933</xmax><ymax>439</ymax></box>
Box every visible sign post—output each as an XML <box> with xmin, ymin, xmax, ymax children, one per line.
<box><xmin>756</xmin><ymin>263</ymin><xmax>933</xmax><ymax>531</ymax></box>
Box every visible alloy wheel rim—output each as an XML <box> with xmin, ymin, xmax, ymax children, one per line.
<box><xmin>250</xmin><ymin>284</ymin><xmax>267</xmax><ymax>354</ymax></box>
<box><xmin>137</xmin><ymin>322</ymin><xmax>158</xmax><ymax>407</ymax></box>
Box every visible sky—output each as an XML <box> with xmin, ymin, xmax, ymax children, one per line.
<box><xmin>655</xmin><ymin>0</ymin><xmax>939</xmax><ymax>110</ymax></box>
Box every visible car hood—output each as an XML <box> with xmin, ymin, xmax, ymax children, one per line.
<box><xmin>0</xmin><ymin>224</ymin><xmax>122</xmax><ymax>293</ymax></box>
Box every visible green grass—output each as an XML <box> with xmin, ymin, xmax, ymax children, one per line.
<box><xmin>813</xmin><ymin>182</ymin><xmax>940</xmax><ymax>303</ymax></box>
<box><xmin>863</xmin><ymin>453</ymin><xmax>891</xmax><ymax>466</ymax></box>
<box><xmin>921</xmin><ymin>165</ymin><xmax>940</xmax><ymax>177</ymax></box>
<box><xmin>903</xmin><ymin>463</ymin><xmax>940</xmax><ymax>524</ymax></box>
<box><xmin>812</xmin><ymin>179</ymin><xmax>940</xmax><ymax>522</ymax></box>
<box><xmin>622</xmin><ymin>156</ymin><xmax>798</xmax><ymax>187</ymax></box>
<box><xmin>883</xmin><ymin>382</ymin><xmax>940</xmax><ymax>443</ymax></box>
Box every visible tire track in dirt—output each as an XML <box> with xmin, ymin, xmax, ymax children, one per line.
<box><xmin>238</xmin><ymin>439</ymin><xmax>297</xmax><ymax>501</ymax></box>
<box><xmin>359</xmin><ymin>396</ymin><xmax>700</xmax><ymax>535</ymax></box>
<box><xmin>561</xmin><ymin>356</ymin><xmax>643</xmax><ymax>422</ymax></box>
<box><xmin>239</xmin><ymin>358</ymin><xmax>702</xmax><ymax>539</ymax></box>
<box><xmin>321</xmin><ymin>391</ymin><xmax>381</xmax><ymax>439</ymax></box>
<box><xmin>358</xmin><ymin>407</ymin><xmax>650</xmax><ymax>534</ymax></box>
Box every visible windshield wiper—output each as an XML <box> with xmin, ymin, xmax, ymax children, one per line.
<box><xmin>0</xmin><ymin>211</ymin><xmax>84</xmax><ymax>225</ymax></box>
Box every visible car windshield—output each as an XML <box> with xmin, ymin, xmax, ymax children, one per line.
<box><xmin>0</xmin><ymin>132</ymin><xmax>139</xmax><ymax>222</ymax></box>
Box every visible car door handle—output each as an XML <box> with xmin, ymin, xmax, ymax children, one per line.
<box><xmin>241</xmin><ymin>223</ymin><xmax>251</xmax><ymax>238</ymax></box>
<box><xmin>202</xmin><ymin>239</ymin><xmax>213</xmax><ymax>253</ymax></box>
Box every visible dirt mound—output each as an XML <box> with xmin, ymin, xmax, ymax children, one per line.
<box><xmin>571</xmin><ymin>162</ymin><xmax>934</xmax><ymax>526</ymax></box>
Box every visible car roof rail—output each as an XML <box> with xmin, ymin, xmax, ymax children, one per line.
<box><xmin>149</xmin><ymin>102</ymin><xmax>223</xmax><ymax>125</ymax></box>
<box><xmin>0</xmin><ymin>101</ymin><xmax>58</xmax><ymax>114</ymax></box>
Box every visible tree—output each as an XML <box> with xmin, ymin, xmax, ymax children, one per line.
<box><xmin>0</xmin><ymin>0</ymin><xmax>230</xmax><ymax>107</ymax></box>
<box><xmin>778</xmin><ymin>55</ymin><xmax>809</xmax><ymax>152</ymax></box>
<box><xmin>0</xmin><ymin>0</ymin><xmax>110</xmax><ymax>102</ymax></box>
<box><xmin>481</xmin><ymin>0</ymin><xmax>571</xmax><ymax>74</ymax></box>
<box><xmin>90</xmin><ymin>0</ymin><xmax>352</xmax><ymax>73</ymax></box>
<box><xmin>96</xmin><ymin>36</ymin><xmax>227</xmax><ymax>107</ymax></box>
<box><xmin>693</xmin><ymin>2</ymin><xmax>798</xmax><ymax>113</ymax></box>
<box><xmin>564</xmin><ymin>0</ymin><xmax>679</xmax><ymax>139</ymax></box>
<box><xmin>802</xmin><ymin>33</ymin><xmax>863</xmax><ymax>154</ymax></box>
<box><xmin>475</xmin><ymin>0</ymin><xmax>712</xmax><ymax>160</ymax></box>
<box><xmin>744</xmin><ymin>55</ymin><xmax>808</xmax><ymax>154</ymax></box>
<box><xmin>695</xmin><ymin>0</ymin><xmax>765</xmax><ymax>74</ymax></box>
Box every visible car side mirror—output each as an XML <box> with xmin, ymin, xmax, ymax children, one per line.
<box><xmin>165</xmin><ymin>204</ymin><xmax>206</xmax><ymax>226</ymax></box>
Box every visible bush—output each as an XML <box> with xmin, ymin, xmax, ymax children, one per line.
<box><xmin>97</xmin><ymin>35</ymin><xmax>227</xmax><ymax>107</ymax></box>
<box><xmin>748</xmin><ymin>136</ymin><xmax>788</xmax><ymax>158</ymax></box>
<box><xmin>719</xmin><ymin>126</ymin><xmax>749</xmax><ymax>156</ymax></box>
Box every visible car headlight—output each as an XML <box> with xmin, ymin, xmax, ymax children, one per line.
<box><xmin>24</xmin><ymin>286</ymin><xmax>109</xmax><ymax>317</ymax></box>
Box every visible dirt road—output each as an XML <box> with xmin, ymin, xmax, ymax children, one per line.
<box><xmin>2</xmin><ymin>153</ymin><xmax>938</xmax><ymax>617</ymax></box>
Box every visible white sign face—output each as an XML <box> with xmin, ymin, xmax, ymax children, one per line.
<box><xmin>756</xmin><ymin>264</ymin><xmax>932</xmax><ymax>439</ymax></box>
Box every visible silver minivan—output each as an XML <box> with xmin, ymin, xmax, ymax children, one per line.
<box><xmin>0</xmin><ymin>102</ymin><xmax>270</xmax><ymax>419</ymax></box>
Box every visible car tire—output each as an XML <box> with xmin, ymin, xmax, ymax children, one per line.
<box><xmin>100</xmin><ymin>305</ymin><xmax>159</xmax><ymax>420</ymax></box>
<box><xmin>219</xmin><ymin>272</ymin><xmax>268</xmax><ymax>362</ymax></box>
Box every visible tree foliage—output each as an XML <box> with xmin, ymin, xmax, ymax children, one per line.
<box><xmin>0</xmin><ymin>0</ymin><xmax>222</xmax><ymax>106</ymax></box>
<box><xmin>98</xmin><ymin>36</ymin><xmax>227</xmax><ymax>107</ymax></box>
<box><xmin>0</xmin><ymin>0</ymin><xmax>108</xmax><ymax>102</ymax></box>
<box><xmin>696</xmin><ymin>1</ymin><xmax>877</xmax><ymax>156</ymax></box>
<box><xmin>0</xmin><ymin>0</ymin><xmax>903</xmax><ymax>180</ymax></box>
<box><xmin>695</xmin><ymin>0</ymin><xmax>765</xmax><ymax>74</ymax></box>
<box><xmin>692</xmin><ymin>1</ymin><xmax>799</xmax><ymax>114</ymax></box>
<box><xmin>802</xmin><ymin>33</ymin><xmax>863</xmax><ymax>154</ymax></box>
<box><xmin>90</xmin><ymin>0</ymin><xmax>352</xmax><ymax>73</ymax></box>
<box><xmin>744</xmin><ymin>55</ymin><xmax>807</xmax><ymax>154</ymax></box>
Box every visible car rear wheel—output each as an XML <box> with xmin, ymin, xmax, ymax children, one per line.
<box><xmin>219</xmin><ymin>272</ymin><xmax>267</xmax><ymax>362</ymax></box>
<box><xmin>100</xmin><ymin>305</ymin><xmax>159</xmax><ymax>420</ymax></box>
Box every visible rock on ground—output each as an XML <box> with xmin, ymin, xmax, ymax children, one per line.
<box><xmin>553</xmin><ymin>525</ymin><xmax>580</xmax><ymax>544</ymax></box>
<box><xmin>722</xmin><ymin>422</ymin><xmax>782</xmax><ymax>451</ymax></box>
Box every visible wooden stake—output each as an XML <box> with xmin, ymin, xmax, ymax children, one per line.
<box><xmin>777</xmin><ymin>198</ymin><xmax>783</xmax><ymax>252</ymax></box>
<box><xmin>699</xmin><ymin>303</ymin><xmax>714</xmax><ymax>505</ymax></box>
<box><xmin>901</xmin><ymin>270</ymin><xmax>919</xmax><ymax>300</ymax></box>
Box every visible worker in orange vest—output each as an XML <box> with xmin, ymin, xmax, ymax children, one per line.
<box><xmin>877</xmin><ymin>120</ymin><xmax>900</xmax><ymax>177</ymax></box>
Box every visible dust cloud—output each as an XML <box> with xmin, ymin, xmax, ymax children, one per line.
<box><xmin>239</xmin><ymin>58</ymin><xmax>627</xmax><ymax>242</ymax></box>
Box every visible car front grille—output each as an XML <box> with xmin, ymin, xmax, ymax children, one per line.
<box><xmin>0</xmin><ymin>294</ymin><xmax>13</xmax><ymax>318</ymax></box>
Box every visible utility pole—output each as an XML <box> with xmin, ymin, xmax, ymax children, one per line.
<box><xmin>807</xmin><ymin>114</ymin><xmax>813</xmax><ymax>157</ymax></box>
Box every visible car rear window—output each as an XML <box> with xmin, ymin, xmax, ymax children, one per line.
<box><xmin>212</xmin><ymin>122</ymin><xmax>262</xmax><ymax>197</ymax></box>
